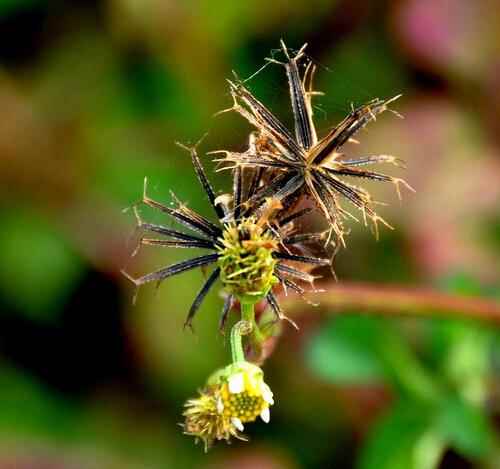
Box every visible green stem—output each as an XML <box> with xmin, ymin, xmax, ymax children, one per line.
<box><xmin>241</xmin><ymin>301</ymin><xmax>254</xmax><ymax>323</ymax></box>
<box><xmin>241</xmin><ymin>301</ymin><xmax>265</xmax><ymax>345</ymax></box>
<box><xmin>229</xmin><ymin>302</ymin><xmax>266</xmax><ymax>362</ymax></box>
<box><xmin>230</xmin><ymin>321</ymin><xmax>246</xmax><ymax>363</ymax></box>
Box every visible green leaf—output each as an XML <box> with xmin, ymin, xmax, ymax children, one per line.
<box><xmin>306</xmin><ymin>316</ymin><xmax>386</xmax><ymax>384</ymax></box>
<box><xmin>307</xmin><ymin>316</ymin><xmax>442</xmax><ymax>401</ymax></box>
<box><xmin>0</xmin><ymin>210</ymin><xmax>84</xmax><ymax>322</ymax></box>
<box><xmin>436</xmin><ymin>396</ymin><xmax>493</xmax><ymax>459</ymax></box>
<box><xmin>359</xmin><ymin>400</ymin><xmax>434</xmax><ymax>469</ymax></box>
<box><xmin>425</xmin><ymin>318</ymin><xmax>492</xmax><ymax>404</ymax></box>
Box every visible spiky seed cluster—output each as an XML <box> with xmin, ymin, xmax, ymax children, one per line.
<box><xmin>217</xmin><ymin>217</ymin><xmax>278</xmax><ymax>300</ymax></box>
<box><xmin>215</xmin><ymin>41</ymin><xmax>413</xmax><ymax>245</ymax></box>
<box><xmin>183</xmin><ymin>361</ymin><xmax>273</xmax><ymax>451</ymax></box>
<box><xmin>122</xmin><ymin>41</ymin><xmax>411</xmax><ymax>329</ymax></box>
<box><xmin>122</xmin><ymin>140</ymin><xmax>330</xmax><ymax>329</ymax></box>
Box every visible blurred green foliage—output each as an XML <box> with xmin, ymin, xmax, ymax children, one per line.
<box><xmin>0</xmin><ymin>209</ymin><xmax>84</xmax><ymax>321</ymax></box>
<box><xmin>307</xmin><ymin>275</ymin><xmax>500</xmax><ymax>468</ymax></box>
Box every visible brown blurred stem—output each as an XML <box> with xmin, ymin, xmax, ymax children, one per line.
<box><xmin>283</xmin><ymin>282</ymin><xmax>500</xmax><ymax>323</ymax></box>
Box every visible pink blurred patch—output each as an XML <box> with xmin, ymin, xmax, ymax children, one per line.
<box><xmin>358</xmin><ymin>95</ymin><xmax>500</xmax><ymax>281</ymax></box>
<box><xmin>392</xmin><ymin>0</ymin><xmax>484</xmax><ymax>75</ymax></box>
<box><xmin>398</xmin><ymin>0</ymin><xmax>458</xmax><ymax>64</ymax></box>
<box><xmin>205</xmin><ymin>447</ymin><xmax>299</xmax><ymax>469</ymax></box>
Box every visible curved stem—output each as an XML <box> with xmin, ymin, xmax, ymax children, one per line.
<box><xmin>230</xmin><ymin>321</ymin><xmax>248</xmax><ymax>363</ymax></box>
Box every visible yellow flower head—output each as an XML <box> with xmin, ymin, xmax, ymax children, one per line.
<box><xmin>217</xmin><ymin>361</ymin><xmax>274</xmax><ymax>425</ymax></box>
<box><xmin>182</xmin><ymin>361</ymin><xmax>274</xmax><ymax>451</ymax></box>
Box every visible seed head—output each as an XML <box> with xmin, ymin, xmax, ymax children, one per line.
<box><xmin>217</xmin><ymin>217</ymin><xmax>279</xmax><ymax>301</ymax></box>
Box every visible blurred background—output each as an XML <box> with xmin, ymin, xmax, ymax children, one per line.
<box><xmin>1</xmin><ymin>0</ymin><xmax>500</xmax><ymax>467</ymax></box>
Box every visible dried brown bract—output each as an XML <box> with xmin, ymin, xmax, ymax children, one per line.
<box><xmin>122</xmin><ymin>140</ymin><xmax>329</xmax><ymax>330</ymax></box>
<box><xmin>214</xmin><ymin>41</ymin><xmax>414</xmax><ymax>245</ymax></box>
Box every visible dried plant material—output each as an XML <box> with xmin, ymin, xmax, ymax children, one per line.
<box><xmin>122</xmin><ymin>141</ymin><xmax>329</xmax><ymax>329</ymax></box>
<box><xmin>215</xmin><ymin>40</ymin><xmax>414</xmax><ymax>245</ymax></box>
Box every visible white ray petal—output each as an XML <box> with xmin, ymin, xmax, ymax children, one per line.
<box><xmin>228</xmin><ymin>373</ymin><xmax>245</xmax><ymax>393</ymax></box>
<box><xmin>260</xmin><ymin>407</ymin><xmax>270</xmax><ymax>423</ymax></box>
<box><xmin>216</xmin><ymin>396</ymin><xmax>224</xmax><ymax>414</ymax></box>
<box><xmin>231</xmin><ymin>417</ymin><xmax>244</xmax><ymax>432</ymax></box>
<box><xmin>261</xmin><ymin>384</ymin><xmax>274</xmax><ymax>405</ymax></box>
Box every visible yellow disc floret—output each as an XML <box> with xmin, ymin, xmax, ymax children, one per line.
<box><xmin>220</xmin><ymin>386</ymin><xmax>266</xmax><ymax>422</ymax></box>
<box><xmin>211</xmin><ymin>361</ymin><xmax>274</xmax><ymax>429</ymax></box>
<box><xmin>219</xmin><ymin>363</ymin><xmax>272</xmax><ymax>423</ymax></box>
